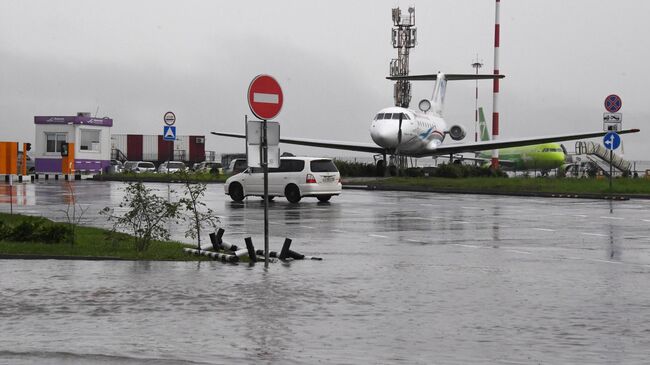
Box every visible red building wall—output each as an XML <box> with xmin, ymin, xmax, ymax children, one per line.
<box><xmin>189</xmin><ymin>136</ymin><xmax>205</xmax><ymax>163</ymax></box>
<box><xmin>126</xmin><ymin>135</ymin><xmax>143</xmax><ymax>161</ymax></box>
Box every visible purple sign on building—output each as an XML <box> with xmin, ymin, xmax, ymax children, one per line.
<box><xmin>34</xmin><ymin>116</ymin><xmax>113</xmax><ymax>127</ymax></box>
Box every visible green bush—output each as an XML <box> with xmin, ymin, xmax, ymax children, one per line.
<box><xmin>0</xmin><ymin>221</ymin><xmax>11</xmax><ymax>241</ymax></box>
<box><xmin>334</xmin><ymin>160</ymin><xmax>380</xmax><ymax>177</ymax></box>
<box><xmin>432</xmin><ymin>163</ymin><xmax>507</xmax><ymax>178</ymax></box>
<box><xmin>10</xmin><ymin>220</ymin><xmax>44</xmax><ymax>242</ymax></box>
<box><xmin>37</xmin><ymin>224</ymin><xmax>72</xmax><ymax>244</ymax></box>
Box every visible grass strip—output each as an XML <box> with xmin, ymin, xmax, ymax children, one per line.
<box><xmin>354</xmin><ymin>177</ymin><xmax>650</xmax><ymax>196</ymax></box>
<box><xmin>0</xmin><ymin>213</ymin><xmax>210</xmax><ymax>261</ymax></box>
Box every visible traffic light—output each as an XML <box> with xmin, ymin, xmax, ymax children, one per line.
<box><xmin>60</xmin><ymin>143</ymin><xmax>69</xmax><ymax>156</ymax></box>
<box><xmin>25</xmin><ymin>143</ymin><xmax>31</xmax><ymax>151</ymax></box>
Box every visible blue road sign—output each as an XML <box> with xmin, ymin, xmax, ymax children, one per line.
<box><xmin>604</xmin><ymin>94</ymin><xmax>622</xmax><ymax>113</ymax></box>
<box><xmin>603</xmin><ymin>131</ymin><xmax>620</xmax><ymax>150</ymax></box>
<box><xmin>163</xmin><ymin>125</ymin><xmax>176</xmax><ymax>141</ymax></box>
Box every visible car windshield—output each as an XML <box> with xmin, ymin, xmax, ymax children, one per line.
<box><xmin>168</xmin><ymin>162</ymin><xmax>185</xmax><ymax>169</ymax></box>
<box><xmin>310</xmin><ymin>160</ymin><xmax>338</xmax><ymax>173</ymax></box>
<box><xmin>139</xmin><ymin>162</ymin><xmax>155</xmax><ymax>168</ymax></box>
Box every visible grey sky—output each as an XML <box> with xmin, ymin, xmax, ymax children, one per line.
<box><xmin>1</xmin><ymin>1</ymin><xmax>648</xmax><ymax>159</ymax></box>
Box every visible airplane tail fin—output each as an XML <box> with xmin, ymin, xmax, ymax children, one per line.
<box><xmin>478</xmin><ymin>107</ymin><xmax>490</xmax><ymax>142</ymax></box>
<box><xmin>387</xmin><ymin>73</ymin><xmax>504</xmax><ymax>117</ymax></box>
<box><xmin>431</xmin><ymin>73</ymin><xmax>447</xmax><ymax>116</ymax></box>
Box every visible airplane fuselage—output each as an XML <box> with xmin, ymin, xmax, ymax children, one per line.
<box><xmin>477</xmin><ymin>143</ymin><xmax>566</xmax><ymax>170</ymax></box>
<box><xmin>370</xmin><ymin>106</ymin><xmax>447</xmax><ymax>154</ymax></box>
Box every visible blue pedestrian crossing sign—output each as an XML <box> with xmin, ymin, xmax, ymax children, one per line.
<box><xmin>163</xmin><ymin>125</ymin><xmax>176</xmax><ymax>141</ymax></box>
<box><xmin>603</xmin><ymin>131</ymin><xmax>620</xmax><ymax>150</ymax></box>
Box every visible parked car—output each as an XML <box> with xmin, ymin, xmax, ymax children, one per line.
<box><xmin>157</xmin><ymin>161</ymin><xmax>186</xmax><ymax>174</ymax></box>
<box><xmin>224</xmin><ymin>157</ymin><xmax>342</xmax><ymax>203</ymax></box>
<box><xmin>107</xmin><ymin>159</ymin><xmax>124</xmax><ymax>173</ymax></box>
<box><xmin>193</xmin><ymin>161</ymin><xmax>223</xmax><ymax>174</ymax></box>
<box><xmin>124</xmin><ymin>161</ymin><xmax>156</xmax><ymax>173</ymax></box>
<box><xmin>17</xmin><ymin>151</ymin><xmax>35</xmax><ymax>173</ymax></box>
<box><xmin>226</xmin><ymin>159</ymin><xmax>248</xmax><ymax>175</ymax></box>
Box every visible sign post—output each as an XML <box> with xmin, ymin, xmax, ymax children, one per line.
<box><xmin>603</xmin><ymin>94</ymin><xmax>623</xmax><ymax>191</ymax></box>
<box><xmin>163</xmin><ymin>112</ymin><xmax>177</xmax><ymax>244</ymax></box>
<box><xmin>247</xmin><ymin>75</ymin><xmax>283</xmax><ymax>267</ymax></box>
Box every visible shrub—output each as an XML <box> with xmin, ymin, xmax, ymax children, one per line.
<box><xmin>37</xmin><ymin>224</ymin><xmax>72</xmax><ymax>244</ymax></box>
<box><xmin>101</xmin><ymin>181</ymin><xmax>180</xmax><ymax>252</ymax></box>
<box><xmin>10</xmin><ymin>219</ymin><xmax>44</xmax><ymax>242</ymax></box>
<box><xmin>432</xmin><ymin>163</ymin><xmax>507</xmax><ymax>178</ymax></box>
<box><xmin>0</xmin><ymin>221</ymin><xmax>11</xmax><ymax>241</ymax></box>
<box><xmin>333</xmin><ymin>160</ymin><xmax>378</xmax><ymax>177</ymax></box>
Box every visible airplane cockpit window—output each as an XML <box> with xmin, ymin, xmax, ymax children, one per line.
<box><xmin>377</xmin><ymin>113</ymin><xmax>385</xmax><ymax>120</ymax></box>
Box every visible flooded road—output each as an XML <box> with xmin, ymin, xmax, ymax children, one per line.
<box><xmin>2</xmin><ymin>180</ymin><xmax>650</xmax><ymax>364</ymax></box>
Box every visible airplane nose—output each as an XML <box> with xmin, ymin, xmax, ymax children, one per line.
<box><xmin>371</xmin><ymin>121</ymin><xmax>398</xmax><ymax>148</ymax></box>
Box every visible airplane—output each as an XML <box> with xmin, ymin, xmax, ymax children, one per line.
<box><xmin>469</xmin><ymin>107</ymin><xmax>567</xmax><ymax>173</ymax></box>
<box><xmin>212</xmin><ymin>72</ymin><xmax>639</xmax><ymax>165</ymax></box>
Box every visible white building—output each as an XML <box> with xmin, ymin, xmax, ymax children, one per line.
<box><xmin>33</xmin><ymin>113</ymin><xmax>113</xmax><ymax>174</ymax></box>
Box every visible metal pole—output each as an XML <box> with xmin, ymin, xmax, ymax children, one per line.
<box><xmin>609</xmin><ymin>149</ymin><xmax>613</xmax><ymax>191</ymax></box>
<box><xmin>9</xmin><ymin>175</ymin><xmax>13</xmax><ymax>215</ymax></box>
<box><xmin>262</xmin><ymin>119</ymin><xmax>269</xmax><ymax>267</ymax></box>
<box><xmin>491</xmin><ymin>0</ymin><xmax>501</xmax><ymax>169</ymax></box>
<box><xmin>472</xmin><ymin>56</ymin><xmax>483</xmax><ymax>142</ymax></box>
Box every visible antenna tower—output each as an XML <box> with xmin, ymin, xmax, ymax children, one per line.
<box><xmin>390</xmin><ymin>7</ymin><xmax>417</xmax><ymax>108</ymax></box>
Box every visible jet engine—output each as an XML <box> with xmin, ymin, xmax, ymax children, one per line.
<box><xmin>448</xmin><ymin>124</ymin><xmax>467</xmax><ymax>141</ymax></box>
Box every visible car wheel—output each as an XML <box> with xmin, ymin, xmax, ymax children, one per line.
<box><xmin>317</xmin><ymin>195</ymin><xmax>331</xmax><ymax>202</ymax></box>
<box><xmin>229</xmin><ymin>183</ymin><xmax>244</xmax><ymax>202</ymax></box>
<box><xmin>284</xmin><ymin>184</ymin><xmax>301</xmax><ymax>203</ymax></box>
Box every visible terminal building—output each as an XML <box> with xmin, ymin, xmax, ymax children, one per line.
<box><xmin>33</xmin><ymin>113</ymin><xmax>113</xmax><ymax>174</ymax></box>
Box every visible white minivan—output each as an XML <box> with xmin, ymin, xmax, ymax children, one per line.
<box><xmin>224</xmin><ymin>157</ymin><xmax>342</xmax><ymax>203</ymax></box>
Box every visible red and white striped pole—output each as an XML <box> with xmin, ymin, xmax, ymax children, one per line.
<box><xmin>491</xmin><ymin>0</ymin><xmax>501</xmax><ymax>169</ymax></box>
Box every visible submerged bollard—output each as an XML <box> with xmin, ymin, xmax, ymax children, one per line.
<box><xmin>279</xmin><ymin>238</ymin><xmax>292</xmax><ymax>260</ymax></box>
<box><xmin>183</xmin><ymin>248</ymin><xmax>238</xmax><ymax>263</ymax></box>
<box><xmin>244</xmin><ymin>237</ymin><xmax>257</xmax><ymax>262</ymax></box>
<box><xmin>255</xmin><ymin>249</ymin><xmax>279</xmax><ymax>258</ymax></box>
<box><xmin>209</xmin><ymin>228</ymin><xmax>239</xmax><ymax>252</ymax></box>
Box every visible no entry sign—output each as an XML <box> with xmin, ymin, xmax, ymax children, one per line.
<box><xmin>248</xmin><ymin>75</ymin><xmax>283</xmax><ymax>120</ymax></box>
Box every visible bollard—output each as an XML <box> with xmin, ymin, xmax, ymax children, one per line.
<box><xmin>209</xmin><ymin>229</ymin><xmax>239</xmax><ymax>252</ymax></box>
<box><xmin>255</xmin><ymin>249</ymin><xmax>279</xmax><ymax>258</ymax></box>
<box><xmin>244</xmin><ymin>237</ymin><xmax>257</xmax><ymax>262</ymax></box>
<box><xmin>234</xmin><ymin>248</ymin><xmax>251</xmax><ymax>258</ymax></box>
<box><xmin>209</xmin><ymin>232</ymin><xmax>220</xmax><ymax>250</ymax></box>
<box><xmin>183</xmin><ymin>248</ymin><xmax>238</xmax><ymax>263</ymax></box>
<box><xmin>279</xmin><ymin>238</ymin><xmax>292</xmax><ymax>260</ymax></box>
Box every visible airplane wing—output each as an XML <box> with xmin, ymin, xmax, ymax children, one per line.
<box><xmin>387</xmin><ymin>74</ymin><xmax>504</xmax><ymax>81</ymax></box>
<box><xmin>410</xmin><ymin>129</ymin><xmax>640</xmax><ymax>157</ymax></box>
<box><xmin>211</xmin><ymin>132</ymin><xmax>385</xmax><ymax>154</ymax></box>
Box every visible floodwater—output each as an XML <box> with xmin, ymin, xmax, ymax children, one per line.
<box><xmin>2</xmin><ymin>180</ymin><xmax>650</xmax><ymax>364</ymax></box>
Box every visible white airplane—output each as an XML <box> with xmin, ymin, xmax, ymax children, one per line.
<box><xmin>212</xmin><ymin>72</ymin><xmax>639</xmax><ymax>161</ymax></box>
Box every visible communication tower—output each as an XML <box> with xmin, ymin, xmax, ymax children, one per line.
<box><xmin>390</xmin><ymin>7</ymin><xmax>417</xmax><ymax>108</ymax></box>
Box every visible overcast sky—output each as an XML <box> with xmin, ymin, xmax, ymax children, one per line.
<box><xmin>1</xmin><ymin>1</ymin><xmax>648</xmax><ymax>160</ymax></box>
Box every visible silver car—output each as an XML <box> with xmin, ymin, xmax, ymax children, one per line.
<box><xmin>157</xmin><ymin>161</ymin><xmax>186</xmax><ymax>174</ymax></box>
<box><xmin>124</xmin><ymin>161</ymin><xmax>156</xmax><ymax>173</ymax></box>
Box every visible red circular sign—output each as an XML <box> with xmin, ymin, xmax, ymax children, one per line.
<box><xmin>604</xmin><ymin>94</ymin><xmax>622</xmax><ymax>113</ymax></box>
<box><xmin>248</xmin><ymin>74</ymin><xmax>283</xmax><ymax>120</ymax></box>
